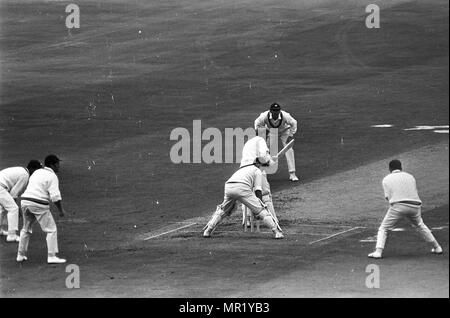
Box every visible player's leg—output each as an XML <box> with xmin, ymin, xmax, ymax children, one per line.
<box><xmin>34</xmin><ymin>208</ymin><xmax>66</xmax><ymax>264</ymax></box>
<box><xmin>369</xmin><ymin>205</ymin><xmax>401</xmax><ymax>258</ymax></box>
<box><xmin>0</xmin><ymin>205</ymin><xmax>8</xmax><ymax>236</ymax></box>
<box><xmin>280</xmin><ymin>132</ymin><xmax>298</xmax><ymax>181</ymax></box>
<box><xmin>261</xmin><ymin>172</ymin><xmax>278</xmax><ymax>223</ymax></box>
<box><xmin>203</xmin><ymin>185</ymin><xmax>237</xmax><ymax>237</ymax></box>
<box><xmin>239</xmin><ymin>189</ymin><xmax>283</xmax><ymax>239</ymax></box>
<box><xmin>0</xmin><ymin>189</ymin><xmax>20</xmax><ymax>242</ymax></box>
<box><xmin>406</xmin><ymin>206</ymin><xmax>443</xmax><ymax>254</ymax></box>
<box><xmin>17</xmin><ymin>205</ymin><xmax>37</xmax><ymax>262</ymax></box>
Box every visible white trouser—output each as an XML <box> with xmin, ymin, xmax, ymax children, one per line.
<box><xmin>268</xmin><ymin>129</ymin><xmax>296</xmax><ymax>173</ymax></box>
<box><xmin>376</xmin><ymin>203</ymin><xmax>436</xmax><ymax>249</ymax></box>
<box><xmin>0</xmin><ymin>187</ymin><xmax>19</xmax><ymax>234</ymax></box>
<box><xmin>19</xmin><ymin>201</ymin><xmax>59</xmax><ymax>255</ymax></box>
<box><xmin>222</xmin><ymin>183</ymin><xmax>266</xmax><ymax>216</ymax></box>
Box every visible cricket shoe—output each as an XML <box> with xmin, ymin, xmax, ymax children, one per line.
<box><xmin>431</xmin><ymin>246</ymin><xmax>443</xmax><ymax>254</ymax></box>
<box><xmin>289</xmin><ymin>173</ymin><xmax>299</xmax><ymax>182</ymax></box>
<box><xmin>16</xmin><ymin>254</ymin><xmax>28</xmax><ymax>262</ymax></box>
<box><xmin>0</xmin><ymin>229</ymin><xmax>8</xmax><ymax>236</ymax></box>
<box><xmin>368</xmin><ymin>251</ymin><xmax>382</xmax><ymax>259</ymax></box>
<box><xmin>6</xmin><ymin>234</ymin><xmax>20</xmax><ymax>243</ymax></box>
<box><xmin>274</xmin><ymin>230</ymin><xmax>284</xmax><ymax>239</ymax></box>
<box><xmin>47</xmin><ymin>256</ymin><xmax>66</xmax><ymax>264</ymax></box>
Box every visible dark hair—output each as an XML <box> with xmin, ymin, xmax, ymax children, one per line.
<box><xmin>44</xmin><ymin>154</ymin><xmax>61</xmax><ymax>167</ymax></box>
<box><xmin>389</xmin><ymin>159</ymin><xmax>402</xmax><ymax>171</ymax></box>
<box><xmin>27</xmin><ymin>160</ymin><xmax>42</xmax><ymax>171</ymax></box>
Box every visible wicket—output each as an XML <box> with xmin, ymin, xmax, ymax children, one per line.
<box><xmin>242</xmin><ymin>205</ymin><xmax>260</xmax><ymax>232</ymax></box>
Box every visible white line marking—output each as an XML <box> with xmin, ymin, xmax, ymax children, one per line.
<box><xmin>432</xmin><ymin>226</ymin><xmax>449</xmax><ymax>230</ymax></box>
<box><xmin>371</xmin><ymin>124</ymin><xmax>394</xmax><ymax>128</ymax></box>
<box><xmin>309</xmin><ymin>227</ymin><xmax>365</xmax><ymax>245</ymax></box>
<box><xmin>142</xmin><ymin>222</ymin><xmax>197</xmax><ymax>240</ymax></box>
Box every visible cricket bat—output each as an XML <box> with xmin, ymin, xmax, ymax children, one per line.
<box><xmin>276</xmin><ymin>139</ymin><xmax>294</xmax><ymax>158</ymax></box>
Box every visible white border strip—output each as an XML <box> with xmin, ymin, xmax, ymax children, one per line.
<box><xmin>309</xmin><ymin>226</ymin><xmax>365</xmax><ymax>245</ymax></box>
<box><xmin>142</xmin><ymin>222</ymin><xmax>197</xmax><ymax>241</ymax></box>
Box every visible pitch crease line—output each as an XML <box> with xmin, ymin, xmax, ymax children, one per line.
<box><xmin>143</xmin><ymin>222</ymin><xmax>197</xmax><ymax>240</ymax></box>
<box><xmin>308</xmin><ymin>226</ymin><xmax>365</xmax><ymax>245</ymax></box>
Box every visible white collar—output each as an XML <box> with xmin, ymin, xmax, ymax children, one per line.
<box><xmin>391</xmin><ymin>170</ymin><xmax>402</xmax><ymax>174</ymax></box>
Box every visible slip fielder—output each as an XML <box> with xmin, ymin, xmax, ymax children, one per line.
<box><xmin>255</xmin><ymin>102</ymin><xmax>299</xmax><ymax>181</ymax></box>
<box><xmin>0</xmin><ymin>160</ymin><xmax>42</xmax><ymax>242</ymax></box>
<box><xmin>18</xmin><ymin>155</ymin><xmax>68</xmax><ymax>264</ymax></box>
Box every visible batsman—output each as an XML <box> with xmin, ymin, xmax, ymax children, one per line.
<box><xmin>203</xmin><ymin>146</ymin><xmax>283</xmax><ymax>239</ymax></box>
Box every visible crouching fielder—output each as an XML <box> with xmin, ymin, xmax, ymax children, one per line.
<box><xmin>203</xmin><ymin>160</ymin><xmax>283</xmax><ymax>239</ymax></box>
<box><xmin>17</xmin><ymin>155</ymin><xmax>67</xmax><ymax>264</ymax></box>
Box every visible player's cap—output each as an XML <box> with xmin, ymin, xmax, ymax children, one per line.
<box><xmin>26</xmin><ymin>160</ymin><xmax>42</xmax><ymax>170</ymax></box>
<box><xmin>44</xmin><ymin>154</ymin><xmax>61</xmax><ymax>166</ymax></box>
<box><xmin>270</xmin><ymin>103</ymin><xmax>281</xmax><ymax>111</ymax></box>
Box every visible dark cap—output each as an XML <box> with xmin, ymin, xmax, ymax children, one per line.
<box><xmin>44</xmin><ymin>154</ymin><xmax>61</xmax><ymax>166</ymax></box>
<box><xmin>26</xmin><ymin>160</ymin><xmax>42</xmax><ymax>171</ymax></box>
<box><xmin>270</xmin><ymin>103</ymin><xmax>281</xmax><ymax>111</ymax></box>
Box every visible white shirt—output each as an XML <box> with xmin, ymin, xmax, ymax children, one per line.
<box><xmin>227</xmin><ymin>165</ymin><xmax>263</xmax><ymax>192</ymax></box>
<box><xmin>240</xmin><ymin>136</ymin><xmax>274</xmax><ymax>167</ymax></box>
<box><xmin>22</xmin><ymin>167</ymin><xmax>62</xmax><ymax>203</ymax></box>
<box><xmin>382</xmin><ymin>170</ymin><xmax>422</xmax><ymax>205</ymax></box>
<box><xmin>254</xmin><ymin>110</ymin><xmax>298</xmax><ymax>136</ymax></box>
<box><xmin>0</xmin><ymin>167</ymin><xmax>29</xmax><ymax>198</ymax></box>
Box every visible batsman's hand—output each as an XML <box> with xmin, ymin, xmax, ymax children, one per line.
<box><xmin>286</xmin><ymin>136</ymin><xmax>294</xmax><ymax>144</ymax></box>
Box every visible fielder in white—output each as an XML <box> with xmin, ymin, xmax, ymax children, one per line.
<box><xmin>255</xmin><ymin>102</ymin><xmax>299</xmax><ymax>181</ymax></box>
<box><xmin>368</xmin><ymin>159</ymin><xmax>443</xmax><ymax>259</ymax></box>
<box><xmin>203</xmin><ymin>158</ymin><xmax>284</xmax><ymax>239</ymax></box>
<box><xmin>17</xmin><ymin>155</ymin><xmax>68</xmax><ymax>264</ymax></box>
<box><xmin>0</xmin><ymin>160</ymin><xmax>42</xmax><ymax>242</ymax></box>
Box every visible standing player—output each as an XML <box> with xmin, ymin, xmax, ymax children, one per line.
<box><xmin>17</xmin><ymin>155</ymin><xmax>68</xmax><ymax>264</ymax></box>
<box><xmin>203</xmin><ymin>158</ymin><xmax>283</xmax><ymax>239</ymax></box>
<box><xmin>368</xmin><ymin>159</ymin><xmax>443</xmax><ymax>259</ymax></box>
<box><xmin>0</xmin><ymin>160</ymin><xmax>42</xmax><ymax>242</ymax></box>
<box><xmin>254</xmin><ymin>102</ymin><xmax>299</xmax><ymax>181</ymax></box>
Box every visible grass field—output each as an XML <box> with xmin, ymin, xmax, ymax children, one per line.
<box><xmin>0</xmin><ymin>0</ymin><xmax>448</xmax><ymax>298</ymax></box>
